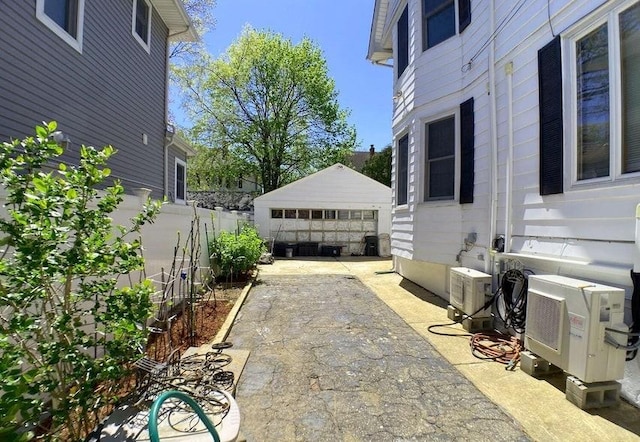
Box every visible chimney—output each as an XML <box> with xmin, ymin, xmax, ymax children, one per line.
<box><xmin>369</xmin><ymin>144</ymin><xmax>375</xmax><ymax>158</ymax></box>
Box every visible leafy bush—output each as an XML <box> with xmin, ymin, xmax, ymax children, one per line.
<box><xmin>209</xmin><ymin>225</ymin><xmax>266</xmax><ymax>281</ymax></box>
<box><xmin>0</xmin><ymin>122</ymin><xmax>161</xmax><ymax>440</ymax></box>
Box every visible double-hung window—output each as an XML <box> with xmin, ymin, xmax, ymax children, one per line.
<box><xmin>424</xmin><ymin>116</ymin><xmax>455</xmax><ymax>201</ymax></box>
<box><xmin>571</xmin><ymin>2</ymin><xmax>640</xmax><ymax>182</ymax></box>
<box><xmin>423</xmin><ymin>0</ymin><xmax>455</xmax><ymax>49</ymax></box>
<box><xmin>132</xmin><ymin>0</ymin><xmax>152</xmax><ymax>52</ymax></box>
<box><xmin>422</xmin><ymin>0</ymin><xmax>471</xmax><ymax>50</ymax></box>
<box><xmin>36</xmin><ymin>0</ymin><xmax>84</xmax><ymax>52</ymax></box>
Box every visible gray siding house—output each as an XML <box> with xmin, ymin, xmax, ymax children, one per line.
<box><xmin>0</xmin><ymin>0</ymin><xmax>197</xmax><ymax>201</ymax></box>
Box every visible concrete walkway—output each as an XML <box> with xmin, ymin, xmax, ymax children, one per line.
<box><xmin>226</xmin><ymin>257</ymin><xmax>640</xmax><ymax>442</ymax></box>
<box><xmin>228</xmin><ymin>264</ymin><xmax>527</xmax><ymax>440</ymax></box>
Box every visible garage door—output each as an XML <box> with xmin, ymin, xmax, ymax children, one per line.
<box><xmin>268</xmin><ymin>208</ymin><xmax>378</xmax><ymax>256</ymax></box>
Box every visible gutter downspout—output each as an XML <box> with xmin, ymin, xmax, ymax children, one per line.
<box><xmin>164</xmin><ymin>42</ymin><xmax>170</xmax><ymax>200</ymax></box>
<box><xmin>372</xmin><ymin>60</ymin><xmax>394</xmax><ymax>68</ymax></box>
<box><xmin>168</xmin><ymin>26</ymin><xmax>195</xmax><ymax>41</ymax></box>
<box><xmin>505</xmin><ymin>62</ymin><xmax>514</xmax><ymax>255</ymax></box>
<box><xmin>487</xmin><ymin>0</ymin><xmax>498</xmax><ymax>274</ymax></box>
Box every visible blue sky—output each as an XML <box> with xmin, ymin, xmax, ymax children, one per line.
<box><xmin>179</xmin><ymin>0</ymin><xmax>393</xmax><ymax>152</ymax></box>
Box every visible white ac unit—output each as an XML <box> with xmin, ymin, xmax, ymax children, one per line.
<box><xmin>449</xmin><ymin>267</ymin><xmax>492</xmax><ymax>318</ymax></box>
<box><xmin>525</xmin><ymin>275</ymin><xmax>627</xmax><ymax>383</ymax></box>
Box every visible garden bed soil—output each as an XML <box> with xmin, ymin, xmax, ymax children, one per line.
<box><xmin>145</xmin><ymin>284</ymin><xmax>245</xmax><ymax>362</ymax></box>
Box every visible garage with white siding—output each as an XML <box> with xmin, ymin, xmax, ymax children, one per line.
<box><xmin>253</xmin><ymin>163</ymin><xmax>392</xmax><ymax>257</ymax></box>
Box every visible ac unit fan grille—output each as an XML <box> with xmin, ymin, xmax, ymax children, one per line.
<box><xmin>450</xmin><ymin>274</ymin><xmax>464</xmax><ymax>308</ymax></box>
<box><xmin>527</xmin><ymin>291</ymin><xmax>562</xmax><ymax>352</ymax></box>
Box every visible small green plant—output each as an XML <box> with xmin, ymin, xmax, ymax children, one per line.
<box><xmin>0</xmin><ymin>122</ymin><xmax>161</xmax><ymax>440</ymax></box>
<box><xmin>209</xmin><ymin>224</ymin><xmax>266</xmax><ymax>281</ymax></box>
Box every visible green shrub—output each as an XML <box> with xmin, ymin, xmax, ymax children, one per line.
<box><xmin>209</xmin><ymin>225</ymin><xmax>266</xmax><ymax>281</ymax></box>
<box><xmin>0</xmin><ymin>122</ymin><xmax>161</xmax><ymax>440</ymax></box>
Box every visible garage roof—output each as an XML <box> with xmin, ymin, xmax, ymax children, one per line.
<box><xmin>254</xmin><ymin>163</ymin><xmax>391</xmax><ymax>205</ymax></box>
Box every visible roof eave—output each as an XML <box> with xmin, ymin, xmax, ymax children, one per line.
<box><xmin>367</xmin><ymin>0</ymin><xmax>395</xmax><ymax>63</ymax></box>
<box><xmin>151</xmin><ymin>0</ymin><xmax>199</xmax><ymax>42</ymax></box>
<box><xmin>171</xmin><ymin>133</ymin><xmax>197</xmax><ymax>157</ymax></box>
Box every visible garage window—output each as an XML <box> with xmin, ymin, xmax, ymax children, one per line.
<box><xmin>285</xmin><ymin>209</ymin><xmax>296</xmax><ymax>219</ymax></box>
<box><xmin>325</xmin><ymin>210</ymin><xmax>336</xmax><ymax>219</ymax></box>
<box><xmin>350</xmin><ymin>210</ymin><xmax>362</xmax><ymax>219</ymax></box>
<box><xmin>363</xmin><ymin>210</ymin><xmax>376</xmax><ymax>220</ymax></box>
<box><xmin>338</xmin><ymin>210</ymin><xmax>350</xmax><ymax>219</ymax></box>
<box><xmin>312</xmin><ymin>210</ymin><xmax>323</xmax><ymax>219</ymax></box>
<box><xmin>298</xmin><ymin>209</ymin><xmax>310</xmax><ymax>219</ymax></box>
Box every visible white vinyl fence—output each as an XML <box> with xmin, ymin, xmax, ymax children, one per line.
<box><xmin>112</xmin><ymin>196</ymin><xmax>252</xmax><ymax>328</ymax></box>
<box><xmin>0</xmin><ymin>188</ymin><xmax>251</xmax><ymax>357</ymax></box>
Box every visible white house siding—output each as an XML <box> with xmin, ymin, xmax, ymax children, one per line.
<box><xmin>490</xmin><ymin>0</ymin><xmax>639</xmax><ymax>302</ymax></box>
<box><xmin>379</xmin><ymin>0</ymin><xmax>640</xmax><ymax>309</ymax></box>
<box><xmin>389</xmin><ymin>0</ymin><xmax>493</xmax><ymax>294</ymax></box>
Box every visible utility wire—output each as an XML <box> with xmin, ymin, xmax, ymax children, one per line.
<box><xmin>462</xmin><ymin>0</ymin><xmax>529</xmax><ymax>72</ymax></box>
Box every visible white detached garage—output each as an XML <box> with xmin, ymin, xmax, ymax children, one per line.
<box><xmin>253</xmin><ymin>163</ymin><xmax>391</xmax><ymax>257</ymax></box>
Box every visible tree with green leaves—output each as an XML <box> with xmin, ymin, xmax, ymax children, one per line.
<box><xmin>167</xmin><ymin>0</ymin><xmax>216</xmax><ymax>125</ymax></box>
<box><xmin>361</xmin><ymin>145</ymin><xmax>392</xmax><ymax>187</ymax></box>
<box><xmin>176</xmin><ymin>27</ymin><xmax>357</xmax><ymax>193</ymax></box>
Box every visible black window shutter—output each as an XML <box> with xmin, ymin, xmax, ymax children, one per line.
<box><xmin>459</xmin><ymin>97</ymin><xmax>474</xmax><ymax>204</ymax></box>
<box><xmin>397</xmin><ymin>134</ymin><xmax>409</xmax><ymax>205</ymax></box>
<box><xmin>538</xmin><ymin>36</ymin><xmax>563</xmax><ymax>195</ymax></box>
<box><xmin>459</xmin><ymin>0</ymin><xmax>471</xmax><ymax>33</ymax></box>
<box><xmin>397</xmin><ymin>6</ymin><xmax>409</xmax><ymax>78</ymax></box>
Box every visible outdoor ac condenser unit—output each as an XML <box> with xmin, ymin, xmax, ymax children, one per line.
<box><xmin>525</xmin><ymin>274</ymin><xmax>627</xmax><ymax>383</ymax></box>
<box><xmin>449</xmin><ymin>267</ymin><xmax>492</xmax><ymax>318</ymax></box>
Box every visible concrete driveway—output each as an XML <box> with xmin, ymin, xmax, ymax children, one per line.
<box><xmin>226</xmin><ymin>257</ymin><xmax>640</xmax><ymax>442</ymax></box>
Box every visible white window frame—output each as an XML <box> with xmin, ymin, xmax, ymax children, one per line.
<box><xmin>564</xmin><ymin>0</ymin><xmax>640</xmax><ymax>188</ymax></box>
<box><xmin>420</xmin><ymin>110</ymin><xmax>459</xmax><ymax>203</ymax></box>
<box><xmin>174</xmin><ymin>158</ymin><xmax>187</xmax><ymax>204</ymax></box>
<box><xmin>132</xmin><ymin>0</ymin><xmax>152</xmax><ymax>53</ymax></box>
<box><xmin>422</xmin><ymin>0</ymin><xmax>457</xmax><ymax>51</ymax></box>
<box><xmin>36</xmin><ymin>0</ymin><xmax>85</xmax><ymax>53</ymax></box>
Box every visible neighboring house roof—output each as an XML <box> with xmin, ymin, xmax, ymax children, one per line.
<box><xmin>367</xmin><ymin>0</ymin><xmax>392</xmax><ymax>62</ymax></box>
<box><xmin>254</xmin><ymin>163</ymin><xmax>391</xmax><ymax>205</ymax></box>
<box><xmin>152</xmin><ymin>0</ymin><xmax>198</xmax><ymax>41</ymax></box>
<box><xmin>351</xmin><ymin>151</ymin><xmax>372</xmax><ymax>172</ymax></box>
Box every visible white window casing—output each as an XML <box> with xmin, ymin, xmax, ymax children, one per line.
<box><xmin>36</xmin><ymin>0</ymin><xmax>85</xmax><ymax>53</ymax></box>
<box><xmin>419</xmin><ymin>108</ymin><xmax>460</xmax><ymax>204</ymax></box>
<box><xmin>564</xmin><ymin>0</ymin><xmax>640</xmax><ymax>188</ymax></box>
<box><xmin>423</xmin><ymin>0</ymin><xmax>456</xmax><ymax>50</ymax></box>
<box><xmin>174</xmin><ymin>157</ymin><xmax>186</xmax><ymax>204</ymax></box>
<box><xmin>132</xmin><ymin>0</ymin><xmax>152</xmax><ymax>53</ymax></box>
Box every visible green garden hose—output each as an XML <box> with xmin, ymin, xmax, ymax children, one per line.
<box><xmin>148</xmin><ymin>390</ymin><xmax>220</xmax><ymax>442</ymax></box>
